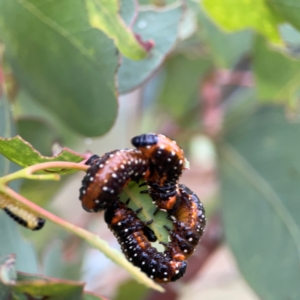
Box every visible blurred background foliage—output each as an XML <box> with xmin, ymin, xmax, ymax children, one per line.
<box><xmin>1</xmin><ymin>0</ymin><xmax>300</xmax><ymax>299</ymax></box>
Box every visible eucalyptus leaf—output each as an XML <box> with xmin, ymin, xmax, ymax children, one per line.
<box><xmin>0</xmin><ymin>0</ymin><xmax>119</xmax><ymax>136</ymax></box>
<box><xmin>202</xmin><ymin>0</ymin><xmax>283</xmax><ymax>44</ymax></box>
<box><xmin>0</xmin><ymin>136</ymin><xmax>84</xmax><ymax>174</ymax></box>
<box><xmin>220</xmin><ymin>106</ymin><xmax>300</xmax><ymax>300</ymax></box>
<box><xmin>118</xmin><ymin>4</ymin><xmax>183</xmax><ymax>94</ymax></box>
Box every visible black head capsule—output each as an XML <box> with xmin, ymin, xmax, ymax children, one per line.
<box><xmin>85</xmin><ymin>154</ymin><xmax>100</xmax><ymax>166</ymax></box>
<box><xmin>131</xmin><ymin>134</ymin><xmax>158</xmax><ymax>147</ymax></box>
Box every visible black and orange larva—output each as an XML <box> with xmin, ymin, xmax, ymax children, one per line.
<box><xmin>79</xmin><ymin>149</ymin><xmax>148</xmax><ymax>212</ymax></box>
<box><xmin>0</xmin><ymin>195</ymin><xmax>45</xmax><ymax>231</ymax></box>
<box><xmin>104</xmin><ymin>199</ymin><xmax>187</xmax><ymax>283</ymax></box>
<box><xmin>164</xmin><ymin>184</ymin><xmax>206</xmax><ymax>260</ymax></box>
<box><xmin>131</xmin><ymin>133</ymin><xmax>185</xmax><ymax>211</ymax></box>
<box><xmin>79</xmin><ymin>134</ymin><xmax>206</xmax><ymax>283</ymax></box>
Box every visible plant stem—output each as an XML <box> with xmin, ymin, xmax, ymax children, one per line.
<box><xmin>0</xmin><ymin>161</ymin><xmax>88</xmax><ymax>184</ymax></box>
<box><xmin>2</xmin><ymin>186</ymin><xmax>164</xmax><ymax>292</ymax></box>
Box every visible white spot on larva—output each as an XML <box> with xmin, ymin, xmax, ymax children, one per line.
<box><xmin>184</xmin><ymin>249</ymin><xmax>188</xmax><ymax>253</ymax></box>
<box><xmin>104</xmin><ymin>179</ymin><xmax>108</xmax><ymax>183</ymax></box>
<box><xmin>142</xmin><ymin>172</ymin><xmax>146</xmax><ymax>175</ymax></box>
<box><xmin>150</xmin><ymin>275</ymin><xmax>154</xmax><ymax>279</ymax></box>
<box><xmin>89</xmin><ymin>177</ymin><xmax>94</xmax><ymax>181</ymax></box>
<box><xmin>95</xmin><ymin>200</ymin><xmax>100</xmax><ymax>204</ymax></box>
<box><xmin>112</xmin><ymin>173</ymin><xmax>117</xmax><ymax>178</ymax></box>
<box><xmin>157</xmin><ymin>150</ymin><xmax>162</xmax><ymax>155</ymax></box>
<box><xmin>167</xmin><ymin>158</ymin><xmax>171</xmax><ymax>162</ymax></box>
<box><xmin>174</xmin><ymin>166</ymin><xmax>177</xmax><ymax>170</ymax></box>
<box><xmin>171</xmin><ymin>151</ymin><xmax>175</xmax><ymax>156</ymax></box>
<box><xmin>163</xmin><ymin>278</ymin><xmax>168</xmax><ymax>281</ymax></box>
<box><xmin>175</xmin><ymin>270</ymin><xmax>179</xmax><ymax>274</ymax></box>
<box><xmin>110</xmin><ymin>190</ymin><xmax>114</xmax><ymax>194</ymax></box>
<box><xmin>99</xmin><ymin>164</ymin><xmax>104</xmax><ymax>168</ymax></box>
<box><xmin>179</xmin><ymin>160</ymin><xmax>183</xmax><ymax>165</ymax></box>
<box><xmin>152</xmin><ymin>269</ymin><xmax>155</xmax><ymax>273</ymax></box>
<box><xmin>105</xmin><ymin>160</ymin><xmax>110</xmax><ymax>164</ymax></box>
<box><xmin>82</xmin><ymin>190</ymin><xmax>86</xmax><ymax>195</ymax></box>
<box><xmin>173</xmin><ymin>140</ymin><xmax>177</xmax><ymax>144</ymax></box>
<box><xmin>164</xmin><ymin>272</ymin><xmax>167</xmax><ymax>275</ymax></box>
<box><xmin>142</xmin><ymin>261</ymin><xmax>145</xmax><ymax>265</ymax></box>
<box><xmin>129</xmin><ymin>258</ymin><xmax>132</xmax><ymax>261</ymax></box>
<box><xmin>125</xmin><ymin>229</ymin><xmax>128</xmax><ymax>232</ymax></box>
<box><xmin>118</xmin><ymin>222</ymin><xmax>121</xmax><ymax>226</ymax></box>
<box><xmin>134</xmin><ymin>253</ymin><xmax>137</xmax><ymax>257</ymax></box>
<box><xmin>103</xmin><ymin>186</ymin><xmax>108</xmax><ymax>191</ymax></box>
<box><xmin>188</xmin><ymin>238</ymin><xmax>193</xmax><ymax>242</ymax></box>
<box><xmin>109</xmin><ymin>153</ymin><xmax>114</xmax><ymax>158</ymax></box>
<box><xmin>159</xmin><ymin>145</ymin><xmax>165</xmax><ymax>149</ymax></box>
<box><xmin>135</xmin><ymin>160</ymin><xmax>138</xmax><ymax>164</ymax></box>
<box><xmin>146</xmin><ymin>145</ymin><xmax>151</xmax><ymax>149</ymax></box>
<box><xmin>121</xmin><ymin>165</ymin><xmax>125</xmax><ymax>169</ymax></box>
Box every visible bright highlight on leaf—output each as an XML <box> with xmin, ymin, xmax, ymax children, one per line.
<box><xmin>202</xmin><ymin>0</ymin><xmax>283</xmax><ymax>44</ymax></box>
<box><xmin>85</xmin><ymin>0</ymin><xmax>150</xmax><ymax>60</ymax></box>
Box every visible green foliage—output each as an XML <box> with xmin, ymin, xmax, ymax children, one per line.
<box><xmin>0</xmin><ymin>255</ymin><xmax>107</xmax><ymax>299</ymax></box>
<box><xmin>1</xmin><ymin>0</ymin><xmax>300</xmax><ymax>298</ymax></box>
<box><xmin>118</xmin><ymin>4</ymin><xmax>183</xmax><ymax>93</ymax></box>
<box><xmin>0</xmin><ymin>0</ymin><xmax>119</xmax><ymax>136</ymax></box>
<box><xmin>0</xmin><ymin>136</ymin><xmax>83</xmax><ymax>173</ymax></box>
<box><xmin>202</xmin><ymin>0</ymin><xmax>283</xmax><ymax>43</ymax></box>
<box><xmin>85</xmin><ymin>0</ymin><xmax>147</xmax><ymax>60</ymax></box>
<box><xmin>221</xmin><ymin>107</ymin><xmax>300</xmax><ymax>300</ymax></box>
<box><xmin>253</xmin><ymin>35</ymin><xmax>300</xmax><ymax>103</ymax></box>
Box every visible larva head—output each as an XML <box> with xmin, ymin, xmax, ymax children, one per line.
<box><xmin>85</xmin><ymin>154</ymin><xmax>100</xmax><ymax>166</ymax></box>
<box><xmin>131</xmin><ymin>133</ymin><xmax>158</xmax><ymax>148</ymax></box>
<box><xmin>131</xmin><ymin>133</ymin><xmax>185</xmax><ymax>180</ymax></box>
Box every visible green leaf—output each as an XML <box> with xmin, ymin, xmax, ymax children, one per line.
<box><xmin>43</xmin><ymin>241</ymin><xmax>83</xmax><ymax>281</ymax></box>
<box><xmin>83</xmin><ymin>292</ymin><xmax>108</xmax><ymax>300</ymax></box>
<box><xmin>0</xmin><ymin>0</ymin><xmax>118</xmax><ymax>136</ymax></box>
<box><xmin>118</xmin><ymin>4</ymin><xmax>183</xmax><ymax>94</ymax></box>
<box><xmin>198</xmin><ymin>8</ymin><xmax>252</xmax><ymax>68</ymax></box>
<box><xmin>114</xmin><ymin>279</ymin><xmax>149</xmax><ymax>300</ymax></box>
<box><xmin>16</xmin><ymin>117</ymin><xmax>59</xmax><ymax>157</ymax></box>
<box><xmin>267</xmin><ymin>0</ymin><xmax>300</xmax><ymax>32</ymax></box>
<box><xmin>157</xmin><ymin>54</ymin><xmax>212</xmax><ymax>120</ymax></box>
<box><xmin>9</xmin><ymin>272</ymin><xmax>84</xmax><ymax>300</ymax></box>
<box><xmin>0</xmin><ymin>136</ymin><xmax>84</xmax><ymax>174</ymax></box>
<box><xmin>85</xmin><ymin>0</ymin><xmax>148</xmax><ymax>60</ymax></box>
<box><xmin>220</xmin><ymin>107</ymin><xmax>300</xmax><ymax>300</ymax></box>
<box><xmin>0</xmin><ymin>96</ymin><xmax>38</xmax><ymax>274</ymax></box>
<box><xmin>253</xmin><ymin>35</ymin><xmax>300</xmax><ymax>103</ymax></box>
<box><xmin>120</xmin><ymin>181</ymin><xmax>172</xmax><ymax>243</ymax></box>
<box><xmin>202</xmin><ymin>0</ymin><xmax>283</xmax><ymax>44</ymax></box>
